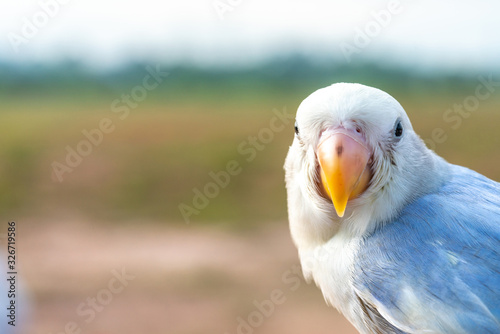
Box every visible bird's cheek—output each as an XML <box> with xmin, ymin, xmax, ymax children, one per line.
<box><xmin>317</xmin><ymin>130</ymin><xmax>371</xmax><ymax>217</ymax></box>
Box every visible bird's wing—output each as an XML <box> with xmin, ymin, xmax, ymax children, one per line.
<box><xmin>353</xmin><ymin>165</ymin><xmax>500</xmax><ymax>333</ymax></box>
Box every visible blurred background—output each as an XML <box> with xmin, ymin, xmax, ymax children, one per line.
<box><xmin>0</xmin><ymin>0</ymin><xmax>499</xmax><ymax>333</ymax></box>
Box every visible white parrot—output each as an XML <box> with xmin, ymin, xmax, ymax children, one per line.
<box><xmin>284</xmin><ymin>83</ymin><xmax>500</xmax><ymax>333</ymax></box>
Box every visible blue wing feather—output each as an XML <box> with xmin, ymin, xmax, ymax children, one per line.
<box><xmin>354</xmin><ymin>165</ymin><xmax>500</xmax><ymax>333</ymax></box>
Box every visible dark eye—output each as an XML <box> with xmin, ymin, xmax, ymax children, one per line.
<box><xmin>294</xmin><ymin>121</ymin><xmax>299</xmax><ymax>135</ymax></box>
<box><xmin>394</xmin><ymin>120</ymin><xmax>403</xmax><ymax>138</ymax></box>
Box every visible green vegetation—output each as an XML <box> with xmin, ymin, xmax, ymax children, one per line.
<box><xmin>0</xmin><ymin>58</ymin><xmax>499</xmax><ymax>227</ymax></box>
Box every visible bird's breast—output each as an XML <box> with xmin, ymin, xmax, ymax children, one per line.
<box><xmin>298</xmin><ymin>234</ymin><xmax>363</xmax><ymax>318</ymax></box>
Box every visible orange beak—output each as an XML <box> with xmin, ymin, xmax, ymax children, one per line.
<box><xmin>317</xmin><ymin>128</ymin><xmax>371</xmax><ymax>217</ymax></box>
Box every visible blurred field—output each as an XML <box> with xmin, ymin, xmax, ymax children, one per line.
<box><xmin>15</xmin><ymin>219</ymin><xmax>357</xmax><ymax>334</ymax></box>
<box><xmin>0</xmin><ymin>84</ymin><xmax>499</xmax><ymax>224</ymax></box>
<box><xmin>1</xmin><ymin>63</ymin><xmax>500</xmax><ymax>333</ymax></box>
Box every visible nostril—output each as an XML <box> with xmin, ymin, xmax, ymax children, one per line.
<box><xmin>356</xmin><ymin>126</ymin><xmax>362</xmax><ymax>133</ymax></box>
<box><xmin>336</xmin><ymin>145</ymin><xmax>343</xmax><ymax>156</ymax></box>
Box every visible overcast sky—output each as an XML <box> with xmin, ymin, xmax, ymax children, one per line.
<box><xmin>0</xmin><ymin>0</ymin><xmax>499</xmax><ymax>72</ymax></box>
